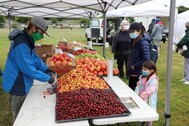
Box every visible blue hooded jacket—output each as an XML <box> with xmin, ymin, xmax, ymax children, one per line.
<box><xmin>127</xmin><ymin>33</ymin><xmax>150</xmax><ymax>76</ymax></box>
<box><xmin>2</xmin><ymin>29</ymin><xmax>51</xmax><ymax>95</ymax></box>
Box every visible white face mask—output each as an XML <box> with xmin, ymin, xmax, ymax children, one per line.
<box><xmin>123</xmin><ymin>25</ymin><xmax>130</xmax><ymax>30</ymax></box>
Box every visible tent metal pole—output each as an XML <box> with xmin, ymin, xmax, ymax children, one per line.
<box><xmin>8</xmin><ymin>15</ymin><xmax>11</xmax><ymax>33</ymax></box>
<box><xmin>164</xmin><ymin>0</ymin><xmax>176</xmax><ymax>125</ymax></box>
<box><xmin>103</xmin><ymin>12</ymin><xmax>106</xmax><ymax>58</ymax></box>
<box><xmin>8</xmin><ymin>9</ymin><xmax>11</xmax><ymax>34</ymax></box>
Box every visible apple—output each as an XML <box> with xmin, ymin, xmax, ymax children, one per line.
<box><xmin>61</xmin><ymin>60</ymin><xmax>68</xmax><ymax>66</ymax></box>
<box><xmin>67</xmin><ymin>62</ymin><xmax>73</xmax><ymax>66</ymax></box>
<box><xmin>49</xmin><ymin>61</ymin><xmax>55</xmax><ymax>66</ymax></box>
<box><xmin>98</xmin><ymin>66</ymin><xmax>101</xmax><ymax>72</ymax></box>
<box><xmin>55</xmin><ymin>60</ymin><xmax>61</xmax><ymax>66</ymax></box>
<box><xmin>89</xmin><ymin>66</ymin><xmax>94</xmax><ymax>72</ymax></box>
<box><xmin>100</xmin><ymin>65</ymin><xmax>106</xmax><ymax>72</ymax></box>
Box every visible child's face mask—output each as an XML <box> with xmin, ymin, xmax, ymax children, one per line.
<box><xmin>142</xmin><ymin>69</ymin><xmax>150</xmax><ymax>76</ymax></box>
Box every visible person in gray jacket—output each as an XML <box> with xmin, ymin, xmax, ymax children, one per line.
<box><xmin>151</xmin><ymin>18</ymin><xmax>164</xmax><ymax>56</ymax></box>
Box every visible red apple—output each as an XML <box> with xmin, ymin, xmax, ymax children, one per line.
<box><xmin>55</xmin><ymin>60</ymin><xmax>61</xmax><ymax>66</ymax></box>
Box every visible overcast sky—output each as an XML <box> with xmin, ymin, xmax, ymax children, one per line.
<box><xmin>152</xmin><ymin>0</ymin><xmax>189</xmax><ymax>7</ymax></box>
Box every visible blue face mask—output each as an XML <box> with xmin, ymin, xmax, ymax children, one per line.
<box><xmin>142</xmin><ymin>70</ymin><xmax>150</xmax><ymax>76</ymax></box>
<box><xmin>129</xmin><ymin>33</ymin><xmax>139</xmax><ymax>39</ymax></box>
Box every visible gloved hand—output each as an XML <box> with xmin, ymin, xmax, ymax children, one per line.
<box><xmin>48</xmin><ymin>73</ymin><xmax>57</xmax><ymax>93</ymax></box>
<box><xmin>48</xmin><ymin>74</ymin><xmax>55</xmax><ymax>84</ymax></box>
<box><xmin>45</xmin><ymin>68</ymin><xmax>55</xmax><ymax>76</ymax></box>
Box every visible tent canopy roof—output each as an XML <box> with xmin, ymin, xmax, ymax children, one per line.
<box><xmin>106</xmin><ymin>1</ymin><xmax>170</xmax><ymax>17</ymax></box>
<box><xmin>0</xmin><ymin>0</ymin><xmax>151</xmax><ymax>18</ymax></box>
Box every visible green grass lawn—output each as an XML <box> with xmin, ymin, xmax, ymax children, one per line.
<box><xmin>0</xmin><ymin>28</ymin><xmax>189</xmax><ymax>126</ymax></box>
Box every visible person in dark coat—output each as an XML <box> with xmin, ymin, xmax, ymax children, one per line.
<box><xmin>176</xmin><ymin>22</ymin><xmax>189</xmax><ymax>85</ymax></box>
<box><xmin>147</xmin><ymin>19</ymin><xmax>155</xmax><ymax>35</ymax></box>
<box><xmin>112</xmin><ymin>20</ymin><xmax>131</xmax><ymax>78</ymax></box>
<box><xmin>127</xmin><ymin>22</ymin><xmax>150</xmax><ymax>91</ymax></box>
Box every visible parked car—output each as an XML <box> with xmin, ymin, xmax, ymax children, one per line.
<box><xmin>85</xmin><ymin>18</ymin><xmax>121</xmax><ymax>44</ymax></box>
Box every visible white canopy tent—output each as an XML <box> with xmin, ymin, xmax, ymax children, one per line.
<box><xmin>0</xmin><ymin>0</ymin><xmax>151</xmax><ymax>18</ymax></box>
<box><xmin>106</xmin><ymin>1</ymin><xmax>170</xmax><ymax>17</ymax></box>
<box><xmin>106</xmin><ymin>1</ymin><xmax>173</xmax><ymax>30</ymax></box>
<box><xmin>0</xmin><ymin>0</ymin><xmax>152</xmax><ymax>57</ymax></box>
<box><xmin>0</xmin><ymin>0</ymin><xmax>177</xmax><ymax>126</ymax></box>
<box><xmin>174</xmin><ymin>10</ymin><xmax>189</xmax><ymax>43</ymax></box>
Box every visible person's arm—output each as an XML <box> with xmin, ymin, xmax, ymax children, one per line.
<box><xmin>132</xmin><ymin>41</ymin><xmax>150</xmax><ymax>69</ymax></box>
<box><xmin>14</xmin><ymin>44</ymin><xmax>50</xmax><ymax>82</ymax></box>
<box><xmin>140</xmin><ymin>79</ymin><xmax>158</xmax><ymax>100</ymax></box>
<box><xmin>151</xmin><ymin>25</ymin><xmax>157</xmax><ymax>37</ymax></box>
<box><xmin>111</xmin><ymin>31</ymin><xmax>119</xmax><ymax>53</ymax></box>
<box><xmin>34</xmin><ymin>52</ymin><xmax>48</xmax><ymax>72</ymax></box>
<box><xmin>177</xmin><ymin>33</ymin><xmax>189</xmax><ymax>49</ymax></box>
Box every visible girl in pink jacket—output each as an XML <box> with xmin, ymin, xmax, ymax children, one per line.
<box><xmin>135</xmin><ymin>60</ymin><xmax>159</xmax><ymax>126</ymax></box>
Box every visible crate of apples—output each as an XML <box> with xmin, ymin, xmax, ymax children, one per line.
<box><xmin>77</xmin><ymin>57</ymin><xmax>119</xmax><ymax>76</ymax></box>
<box><xmin>47</xmin><ymin>53</ymin><xmax>77</xmax><ymax>77</ymax></box>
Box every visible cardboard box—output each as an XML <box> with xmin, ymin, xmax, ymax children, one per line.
<box><xmin>35</xmin><ymin>44</ymin><xmax>55</xmax><ymax>62</ymax></box>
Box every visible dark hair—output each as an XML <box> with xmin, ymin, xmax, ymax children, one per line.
<box><xmin>26</xmin><ymin>20</ymin><xmax>36</xmax><ymax>30</ymax></box>
<box><xmin>132</xmin><ymin>29</ymin><xmax>144</xmax><ymax>46</ymax></box>
<box><xmin>142</xmin><ymin>60</ymin><xmax>157</xmax><ymax>80</ymax></box>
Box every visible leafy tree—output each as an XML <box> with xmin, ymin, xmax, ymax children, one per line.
<box><xmin>0</xmin><ymin>16</ymin><xmax>5</xmax><ymax>28</ymax></box>
<box><xmin>14</xmin><ymin>17</ymin><xmax>31</xmax><ymax>23</ymax></box>
<box><xmin>177</xmin><ymin>6</ymin><xmax>189</xmax><ymax>14</ymax></box>
<box><xmin>127</xmin><ymin>17</ymin><xmax>135</xmax><ymax>23</ymax></box>
<box><xmin>80</xmin><ymin>18</ymin><xmax>90</xmax><ymax>28</ymax></box>
<box><xmin>51</xmin><ymin>18</ymin><xmax>62</xmax><ymax>24</ymax></box>
<box><xmin>80</xmin><ymin>18</ymin><xmax>90</xmax><ymax>24</ymax></box>
<box><xmin>0</xmin><ymin>16</ymin><xmax>5</xmax><ymax>23</ymax></box>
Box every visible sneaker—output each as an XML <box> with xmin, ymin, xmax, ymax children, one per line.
<box><xmin>184</xmin><ymin>81</ymin><xmax>189</xmax><ymax>85</ymax></box>
<box><xmin>180</xmin><ymin>78</ymin><xmax>186</xmax><ymax>82</ymax></box>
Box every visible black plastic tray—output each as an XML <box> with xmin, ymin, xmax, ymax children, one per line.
<box><xmin>56</xmin><ymin>110</ymin><xmax>131</xmax><ymax>123</ymax></box>
<box><xmin>55</xmin><ymin>88</ymin><xmax>131</xmax><ymax>123</ymax></box>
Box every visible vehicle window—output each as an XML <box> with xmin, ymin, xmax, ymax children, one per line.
<box><xmin>91</xmin><ymin>20</ymin><xmax>99</xmax><ymax>27</ymax></box>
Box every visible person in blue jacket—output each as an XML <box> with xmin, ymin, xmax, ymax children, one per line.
<box><xmin>2</xmin><ymin>16</ymin><xmax>55</xmax><ymax>122</ymax></box>
<box><xmin>127</xmin><ymin>22</ymin><xmax>150</xmax><ymax>91</ymax></box>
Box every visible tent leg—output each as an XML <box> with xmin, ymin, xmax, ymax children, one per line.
<box><xmin>8</xmin><ymin>15</ymin><xmax>11</xmax><ymax>34</ymax></box>
<box><xmin>103</xmin><ymin>12</ymin><xmax>107</xmax><ymax>58</ymax></box>
<box><xmin>8</xmin><ymin>9</ymin><xmax>12</xmax><ymax>34</ymax></box>
<box><xmin>164</xmin><ymin>0</ymin><xmax>176</xmax><ymax>125</ymax></box>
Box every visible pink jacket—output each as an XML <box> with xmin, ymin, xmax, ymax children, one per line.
<box><xmin>135</xmin><ymin>74</ymin><xmax>159</xmax><ymax>111</ymax></box>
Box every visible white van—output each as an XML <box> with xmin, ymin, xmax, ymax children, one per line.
<box><xmin>85</xmin><ymin>18</ymin><xmax>121</xmax><ymax>45</ymax></box>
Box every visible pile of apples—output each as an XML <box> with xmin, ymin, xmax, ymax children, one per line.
<box><xmin>73</xmin><ymin>48</ymin><xmax>97</xmax><ymax>55</ymax></box>
<box><xmin>48</xmin><ymin>53</ymin><xmax>74</xmax><ymax>66</ymax></box>
<box><xmin>76</xmin><ymin>57</ymin><xmax>119</xmax><ymax>76</ymax></box>
<box><xmin>47</xmin><ymin>53</ymin><xmax>76</xmax><ymax>75</ymax></box>
<box><xmin>57</xmin><ymin>67</ymin><xmax>109</xmax><ymax>93</ymax></box>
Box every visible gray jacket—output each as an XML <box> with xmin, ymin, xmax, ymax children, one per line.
<box><xmin>151</xmin><ymin>23</ymin><xmax>164</xmax><ymax>41</ymax></box>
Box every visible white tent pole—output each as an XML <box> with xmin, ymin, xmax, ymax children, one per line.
<box><xmin>103</xmin><ymin>12</ymin><xmax>107</xmax><ymax>58</ymax></box>
<box><xmin>164</xmin><ymin>0</ymin><xmax>176</xmax><ymax>125</ymax></box>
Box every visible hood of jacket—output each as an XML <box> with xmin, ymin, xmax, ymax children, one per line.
<box><xmin>142</xmin><ymin>32</ymin><xmax>152</xmax><ymax>43</ymax></box>
<box><xmin>185</xmin><ymin>29</ymin><xmax>189</xmax><ymax>33</ymax></box>
<box><xmin>8</xmin><ymin>29</ymin><xmax>25</xmax><ymax>41</ymax></box>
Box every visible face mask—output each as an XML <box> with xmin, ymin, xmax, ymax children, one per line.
<box><xmin>142</xmin><ymin>70</ymin><xmax>150</xmax><ymax>76</ymax></box>
<box><xmin>31</xmin><ymin>32</ymin><xmax>44</xmax><ymax>41</ymax></box>
<box><xmin>123</xmin><ymin>26</ymin><xmax>130</xmax><ymax>30</ymax></box>
<box><xmin>129</xmin><ymin>33</ymin><xmax>139</xmax><ymax>39</ymax></box>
